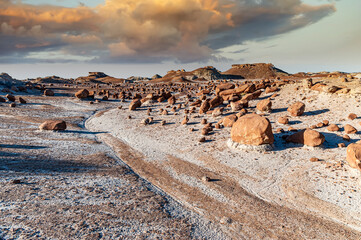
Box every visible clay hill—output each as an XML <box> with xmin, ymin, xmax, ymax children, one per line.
<box><xmin>75</xmin><ymin>72</ymin><xmax>127</xmax><ymax>84</ymax></box>
<box><xmin>31</xmin><ymin>76</ymin><xmax>74</xmax><ymax>85</ymax></box>
<box><xmin>149</xmin><ymin>64</ymin><xmax>290</xmax><ymax>84</ymax></box>
<box><xmin>222</xmin><ymin>63</ymin><xmax>289</xmax><ymax>79</ymax></box>
<box><xmin>0</xmin><ymin>72</ymin><xmax>21</xmax><ymax>86</ymax></box>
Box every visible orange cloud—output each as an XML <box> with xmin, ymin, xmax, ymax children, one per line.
<box><xmin>0</xmin><ymin>0</ymin><xmax>335</xmax><ymax>63</ymax></box>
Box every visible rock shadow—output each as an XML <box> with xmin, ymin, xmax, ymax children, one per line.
<box><xmin>0</xmin><ymin>151</ymin><xmax>99</xmax><ymax>173</ymax></box>
<box><xmin>304</xmin><ymin>109</ymin><xmax>330</xmax><ymax>116</ymax></box>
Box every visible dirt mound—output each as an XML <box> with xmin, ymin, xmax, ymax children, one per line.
<box><xmin>191</xmin><ymin>66</ymin><xmax>223</xmax><ymax>80</ymax></box>
<box><xmin>222</xmin><ymin>63</ymin><xmax>289</xmax><ymax>79</ymax></box>
<box><xmin>76</xmin><ymin>72</ymin><xmax>126</xmax><ymax>84</ymax></box>
<box><xmin>32</xmin><ymin>76</ymin><xmax>74</xmax><ymax>84</ymax></box>
<box><xmin>149</xmin><ymin>66</ymin><xmax>224</xmax><ymax>84</ymax></box>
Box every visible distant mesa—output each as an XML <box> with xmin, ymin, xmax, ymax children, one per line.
<box><xmin>76</xmin><ymin>72</ymin><xmax>129</xmax><ymax>84</ymax></box>
<box><xmin>149</xmin><ymin>66</ymin><xmax>224</xmax><ymax>84</ymax></box>
<box><xmin>222</xmin><ymin>63</ymin><xmax>289</xmax><ymax>79</ymax></box>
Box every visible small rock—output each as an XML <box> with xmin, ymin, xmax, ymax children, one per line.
<box><xmin>348</xmin><ymin>113</ymin><xmax>357</xmax><ymax>120</ymax></box>
<box><xmin>256</xmin><ymin>98</ymin><xmax>272</xmax><ymax>112</ymax></box>
<box><xmin>220</xmin><ymin>216</ymin><xmax>232</xmax><ymax>224</ymax></box>
<box><xmin>278</xmin><ymin>116</ymin><xmax>289</xmax><ymax>125</ymax></box>
<box><xmin>18</xmin><ymin>97</ymin><xmax>26</xmax><ymax>104</ymax></box>
<box><xmin>201</xmin><ymin>119</ymin><xmax>207</xmax><ymax>125</ymax></box>
<box><xmin>199</xmin><ymin>137</ymin><xmax>206</xmax><ymax>142</ymax></box>
<box><xmin>338</xmin><ymin>143</ymin><xmax>346</xmax><ymax>148</ymax></box>
<box><xmin>287</xmin><ymin>102</ymin><xmax>305</xmax><ymax>116</ymax></box>
<box><xmin>327</xmin><ymin>124</ymin><xmax>339</xmax><ymax>132</ymax></box>
<box><xmin>202</xmin><ymin>176</ymin><xmax>211</xmax><ymax>182</ymax></box>
<box><xmin>12</xmin><ymin>179</ymin><xmax>22</xmax><ymax>184</ymax></box>
<box><xmin>310</xmin><ymin>157</ymin><xmax>319</xmax><ymax>162</ymax></box>
<box><xmin>9</xmin><ymin>102</ymin><xmax>16</xmax><ymax>108</ymax></box>
<box><xmin>43</xmin><ymin>89</ymin><xmax>54</xmax><ymax>96</ymax></box>
<box><xmin>343</xmin><ymin>135</ymin><xmax>351</xmax><ymax>141</ymax></box>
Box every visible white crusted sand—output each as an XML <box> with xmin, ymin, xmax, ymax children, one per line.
<box><xmin>87</xmin><ymin>81</ymin><xmax>361</xmax><ymax>232</ymax></box>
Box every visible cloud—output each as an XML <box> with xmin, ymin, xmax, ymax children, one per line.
<box><xmin>0</xmin><ymin>0</ymin><xmax>335</xmax><ymax>63</ymax></box>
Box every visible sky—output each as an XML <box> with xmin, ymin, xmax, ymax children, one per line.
<box><xmin>0</xmin><ymin>0</ymin><xmax>360</xmax><ymax>79</ymax></box>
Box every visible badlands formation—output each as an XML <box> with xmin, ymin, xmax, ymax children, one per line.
<box><xmin>1</xmin><ymin>64</ymin><xmax>361</xmax><ymax>239</ymax></box>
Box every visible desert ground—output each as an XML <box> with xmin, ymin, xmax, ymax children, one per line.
<box><xmin>1</xmin><ymin>64</ymin><xmax>361</xmax><ymax>239</ymax></box>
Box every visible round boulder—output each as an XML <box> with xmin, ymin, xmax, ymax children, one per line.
<box><xmin>286</xmin><ymin>129</ymin><xmax>325</xmax><ymax>147</ymax></box>
<box><xmin>346</xmin><ymin>143</ymin><xmax>361</xmax><ymax>170</ymax></box>
<box><xmin>231</xmin><ymin>114</ymin><xmax>274</xmax><ymax>146</ymax></box>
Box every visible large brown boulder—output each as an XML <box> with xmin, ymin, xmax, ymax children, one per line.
<box><xmin>256</xmin><ymin>99</ymin><xmax>272</xmax><ymax>112</ymax></box>
<box><xmin>0</xmin><ymin>96</ymin><xmax>6</xmax><ymax>102</ymax></box>
<box><xmin>231</xmin><ymin>114</ymin><xmax>274</xmax><ymax>145</ymax></box>
<box><xmin>6</xmin><ymin>94</ymin><xmax>15</xmax><ymax>102</ymax></box>
<box><xmin>287</xmin><ymin>102</ymin><xmax>305</xmax><ymax>116</ymax></box>
<box><xmin>346</xmin><ymin>143</ymin><xmax>361</xmax><ymax>170</ymax></box>
<box><xmin>75</xmin><ymin>89</ymin><xmax>89</xmax><ymax>99</ymax></box>
<box><xmin>39</xmin><ymin>120</ymin><xmax>67</xmax><ymax>131</ymax></box>
<box><xmin>129</xmin><ymin>99</ymin><xmax>142</xmax><ymax>110</ymax></box>
<box><xmin>218</xmin><ymin>84</ymin><xmax>249</xmax><ymax>97</ymax></box>
<box><xmin>215</xmin><ymin>83</ymin><xmax>235</xmax><ymax>95</ymax></box>
<box><xmin>209</xmin><ymin>96</ymin><xmax>223</xmax><ymax>109</ymax></box>
<box><xmin>286</xmin><ymin>129</ymin><xmax>325</xmax><ymax>147</ymax></box>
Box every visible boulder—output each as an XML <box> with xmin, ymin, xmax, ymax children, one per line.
<box><xmin>18</xmin><ymin>97</ymin><xmax>27</xmax><ymax>104</ymax></box>
<box><xmin>75</xmin><ymin>89</ymin><xmax>89</xmax><ymax>99</ymax></box>
<box><xmin>129</xmin><ymin>99</ymin><xmax>142</xmax><ymax>111</ymax></box>
<box><xmin>44</xmin><ymin>89</ymin><xmax>54</xmax><ymax>96</ymax></box>
<box><xmin>6</xmin><ymin>94</ymin><xmax>15</xmax><ymax>102</ymax></box>
<box><xmin>286</xmin><ymin>129</ymin><xmax>325</xmax><ymax>147</ymax></box>
<box><xmin>199</xmin><ymin>99</ymin><xmax>210</xmax><ymax>114</ymax></box>
<box><xmin>215</xmin><ymin>83</ymin><xmax>235</xmax><ymax>95</ymax></box>
<box><xmin>222</xmin><ymin>115</ymin><xmax>238</xmax><ymax>127</ymax></box>
<box><xmin>0</xmin><ymin>96</ymin><xmax>6</xmax><ymax>102</ymax></box>
<box><xmin>348</xmin><ymin>113</ymin><xmax>357</xmax><ymax>120</ymax></box>
<box><xmin>327</xmin><ymin>124</ymin><xmax>340</xmax><ymax>132</ymax></box>
<box><xmin>230</xmin><ymin>101</ymin><xmax>243</xmax><ymax>112</ymax></box>
<box><xmin>39</xmin><ymin>120</ymin><xmax>67</xmax><ymax>131</ymax></box>
<box><xmin>209</xmin><ymin>96</ymin><xmax>223</xmax><ymax>109</ymax></box>
<box><xmin>302</xmin><ymin>78</ymin><xmax>313</xmax><ymax>89</ymax></box>
<box><xmin>168</xmin><ymin>96</ymin><xmax>176</xmax><ymax>105</ymax></box>
<box><xmin>287</xmin><ymin>102</ymin><xmax>305</xmax><ymax>116</ymax></box>
<box><xmin>344</xmin><ymin>124</ymin><xmax>357</xmax><ymax>134</ymax></box>
<box><xmin>256</xmin><ymin>99</ymin><xmax>272</xmax><ymax>112</ymax></box>
<box><xmin>231</xmin><ymin>114</ymin><xmax>274</xmax><ymax>145</ymax></box>
<box><xmin>278</xmin><ymin>116</ymin><xmax>289</xmax><ymax>124</ymax></box>
<box><xmin>346</xmin><ymin>143</ymin><xmax>361</xmax><ymax>170</ymax></box>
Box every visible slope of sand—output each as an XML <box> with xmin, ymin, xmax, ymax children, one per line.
<box><xmin>0</xmin><ymin>87</ymin><xmax>226</xmax><ymax>239</ymax></box>
<box><xmin>87</xmin><ymin>82</ymin><xmax>361</xmax><ymax>239</ymax></box>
